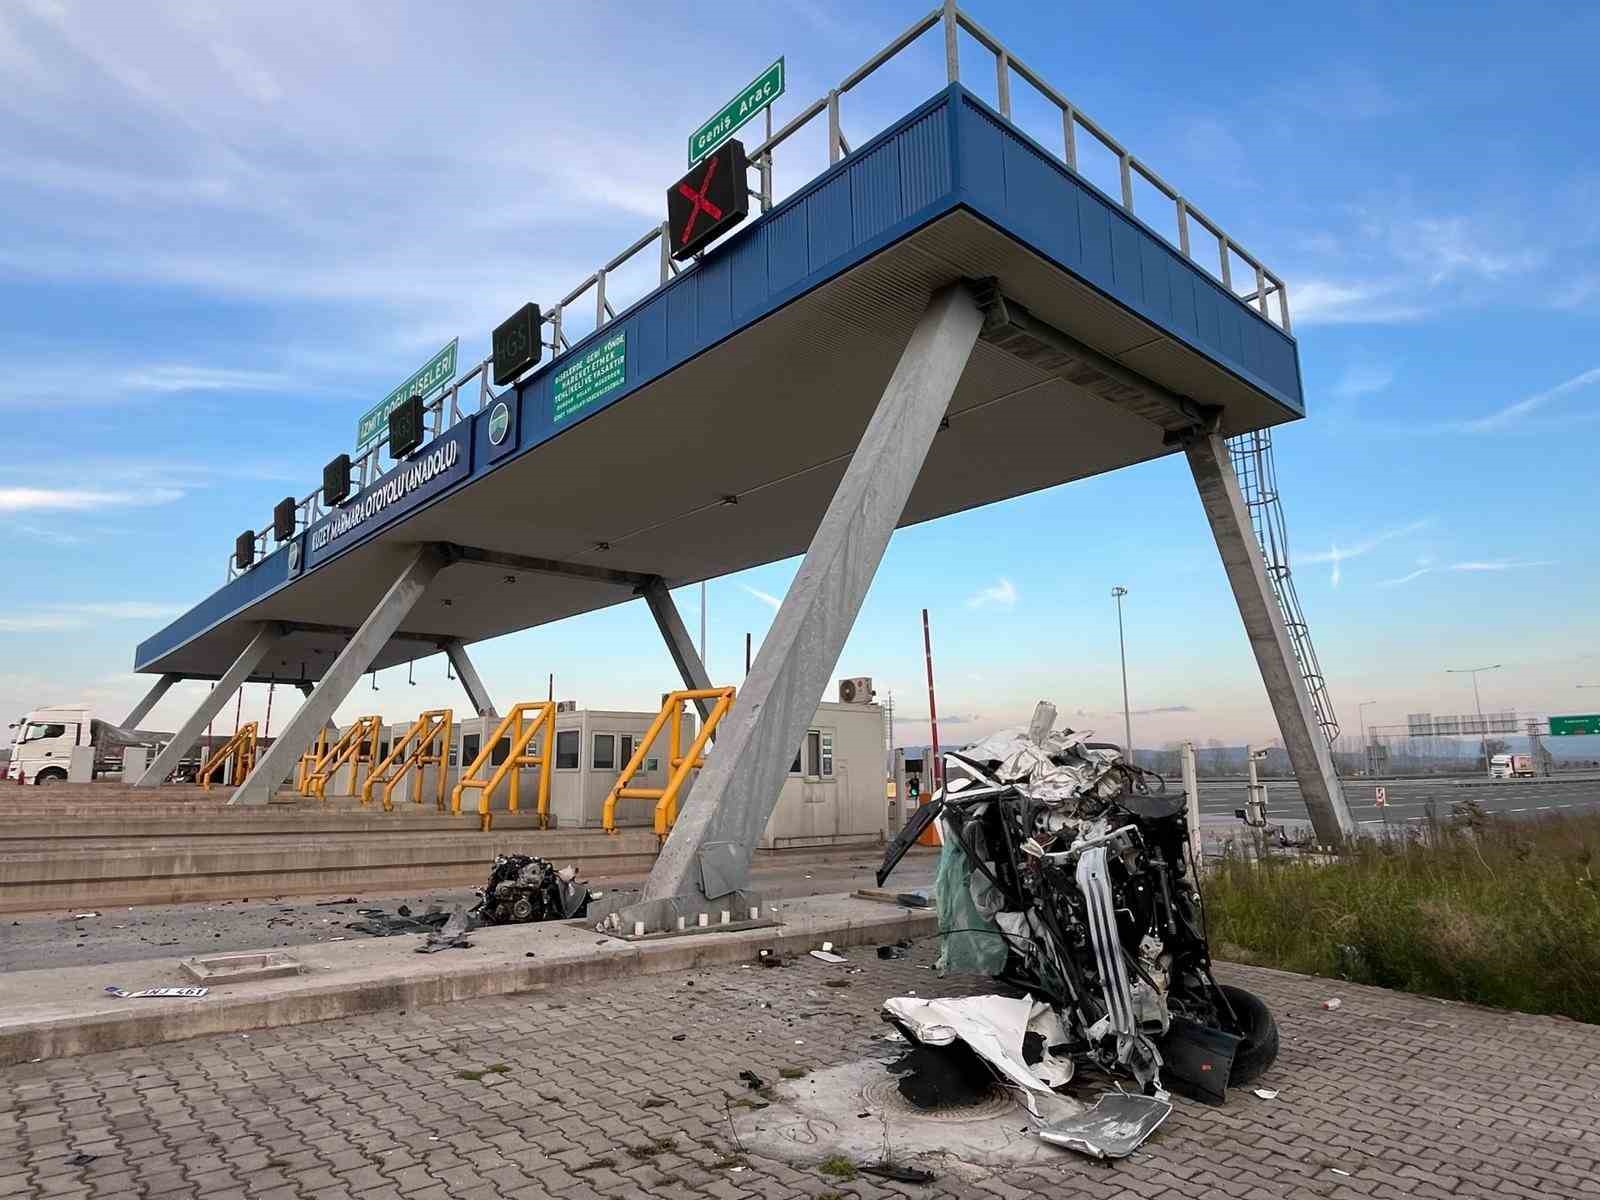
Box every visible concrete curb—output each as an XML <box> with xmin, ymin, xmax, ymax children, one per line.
<box><xmin>0</xmin><ymin>893</ymin><xmax>936</xmax><ymax>1066</ymax></box>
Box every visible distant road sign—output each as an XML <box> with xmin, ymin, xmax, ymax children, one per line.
<box><xmin>1550</xmin><ymin>714</ymin><xmax>1600</xmax><ymax>736</ymax></box>
<box><xmin>689</xmin><ymin>57</ymin><xmax>784</xmax><ymax>167</ymax></box>
<box><xmin>669</xmin><ymin>140</ymin><xmax>750</xmax><ymax>260</ymax></box>
<box><xmin>1374</xmin><ymin>786</ymin><xmax>1387</xmax><ymax>806</ymax></box>
<box><xmin>357</xmin><ymin>339</ymin><xmax>458</xmax><ymax>450</ymax></box>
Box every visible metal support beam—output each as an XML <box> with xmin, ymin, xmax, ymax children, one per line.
<box><xmin>638</xmin><ymin>283</ymin><xmax>983</xmax><ymax>917</ymax></box>
<box><xmin>440</xmin><ymin>543</ymin><xmax>649</xmax><ymax>589</ymax></box>
<box><xmin>135</xmin><ymin>627</ymin><xmax>283</xmax><ymax>786</ymax></box>
<box><xmin>1185</xmin><ymin>432</ymin><xmax>1355</xmax><ymax>845</ymax></box>
<box><xmin>641</xmin><ymin>577</ymin><xmax>716</xmax><ymax>723</ymax></box>
<box><xmin>442</xmin><ymin>639</ymin><xmax>498</xmax><ymax>719</ymax></box>
<box><xmin>227</xmin><ymin>547</ymin><xmax>447</xmax><ymax>806</ymax></box>
<box><xmin>121</xmin><ymin>673</ymin><xmax>180</xmax><ymax>730</ymax></box>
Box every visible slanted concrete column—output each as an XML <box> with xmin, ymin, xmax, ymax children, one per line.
<box><xmin>228</xmin><ymin>546</ymin><xmax>447</xmax><ymax>806</ymax></box>
<box><xmin>443</xmin><ymin>640</ymin><xmax>497</xmax><ymax>719</ymax></box>
<box><xmin>641</xmin><ymin>284</ymin><xmax>983</xmax><ymax>911</ymax></box>
<box><xmin>1184</xmin><ymin>432</ymin><xmax>1355</xmax><ymax>844</ymax></box>
<box><xmin>121</xmin><ymin>673</ymin><xmax>180</xmax><ymax>729</ymax></box>
<box><xmin>297</xmin><ymin>682</ymin><xmax>340</xmax><ymax>734</ymax></box>
<box><xmin>641</xmin><ymin>577</ymin><xmax>715</xmax><ymax>723</ymax></box>
<box><xmin>135</xmin><ymin>627</ymin><xmax>283</xmax><ymax>786</ymax></box>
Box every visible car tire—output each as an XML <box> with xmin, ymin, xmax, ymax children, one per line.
<box><xmin>1219</xmin><ymin>984</ymin><xmax>1279</xmax><ymax>1085</ymax></box>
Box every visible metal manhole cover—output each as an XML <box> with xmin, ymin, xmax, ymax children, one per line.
<box><xmin>860</xmin><ymin>1074</ymin><xmax>1015</xmax><ymax>1122</ymax></box>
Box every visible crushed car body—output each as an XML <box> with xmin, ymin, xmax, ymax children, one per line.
<box><xmin>473</xmin><ymin>854</ymin><xmax>593</xmax><ymax>925</ymax></box>
<box><xmin>877</xmin><ymin>702</ymin><xmax>1278</xmax><ymax>1158</ymax></box>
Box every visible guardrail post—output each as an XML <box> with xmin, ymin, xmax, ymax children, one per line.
<box><xmin>1255</xmin><ymin>264</ymin><xmax>1268</xmax><ymax>316</ymax></box>
<box><xmin>1119</xmin><ymin>152</ymin><xmax>1134</xmax><ymax>210</ymax></box>
<box><xmin>1176</xmin><ymin>198</ymin><xmax>1192</xmax><ymax>258</ymax></box>
<box><xmin>1277</xmin><ymin>280</ymin><xmax>1292</xmax><ymax>333</ymax></box>
<box><xmin>595</xmin><ymin>269</ymin><xmax>607</xmax><ymax>329</ymax></box>
<box><xmin>827</xmin><ymin>90</ymin><xmax>843</xmax><ymax>164</ymax></box>
<box><xmin>995</xmin><ymin>50</ymin><xmax>1011</xmax><ymax>118</ymax></box>
<box><xmin>1062</xmin><ymin>104</ymin><xmax>1078</xmax><ymax>171</ymax></box>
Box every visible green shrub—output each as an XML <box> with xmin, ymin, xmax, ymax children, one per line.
<box><xmin>1205</xmin><ymin>809</ymin><xmax>1600</xmax><ymax>1023</ymax></box>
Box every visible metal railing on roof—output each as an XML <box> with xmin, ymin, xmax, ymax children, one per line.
<box><xmin>227</xmin><ymin>0</ymin><xmax>1290</xmax><ymax>581</ymax></box>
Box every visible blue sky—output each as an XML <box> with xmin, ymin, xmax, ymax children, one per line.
<box><xmin>2</xmin><ymin>0</ymin><xmax>1597</xmax><ymax>751</ymax></box>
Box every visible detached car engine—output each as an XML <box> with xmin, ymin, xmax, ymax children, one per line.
<box><xmin>473</xmin><ymin>854</ymin><xmax>592</xmax><ymax>925</ymax></box>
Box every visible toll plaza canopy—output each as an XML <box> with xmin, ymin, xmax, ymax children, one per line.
<box><xmin>135</xmin><ymin>80</ymin><xmax>1305</xmax><ymax>686</ymax></box>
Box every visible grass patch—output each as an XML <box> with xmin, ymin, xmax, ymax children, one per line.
<box><xmin>455</xmin><ymin>1070</ymin><xmax>484</xmax><ymax>1081</ymax></box>
<box><xmin>625</xmin><ymin>1136</ymin><xmax>678</xmax><ymax>1160</ymax></box>
<box><xmin>1206</xmin><ymin>806</ymin><xmax>1600</xmax><ymax>1022</ymax></box>
<box><xmin>778</xmin><ymin>1067</ymin><xmax>808</xmax><ymax>1080</ymax></box>
<box><xmin>818</xmin><ymin>1154</ymin><xmax>858</xmax><ymax>1180</ymax></box>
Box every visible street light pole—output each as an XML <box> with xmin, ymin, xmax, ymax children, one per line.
<box><xmin>1112</xmin><ymin>586</ymin><xmax>1132</xmax><ymax>765</ymax></box>
<box><xmin>1446</xmin><ymin>664</ymin><xmax>1502</xmax><ymax>777</ymax></box>
<box><xmin>1356</xmin><ymin>699</ymin><xmax>1377</xmax><ymax>776</ymax></box>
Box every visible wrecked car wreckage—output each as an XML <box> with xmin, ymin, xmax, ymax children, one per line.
<box><xmin>474</xmin><ymin>854</ymin><xmax>593</xmax><ymax>925</ymax></box>
<box><xmin>876</xmin><ymin>704</ymin><xmax>1278</xmax><ymax>1158</ymax></box>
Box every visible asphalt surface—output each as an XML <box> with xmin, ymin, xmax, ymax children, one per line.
<box><xmin>0</xmin><ymin>848</ymin><xmax>938</xmax><ymax>975</ymax></box>
<box><xmin>1198</xmin><ymin>772</ymin><xmax>1600</xmax><ymax>827</ymax></box>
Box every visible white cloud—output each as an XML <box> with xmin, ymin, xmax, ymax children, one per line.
<box><xmin>738</xmin><ymin>584</ymin><xmax>782</xmax><ymax>611</ymax></box>
<box><xmin>1298</xmin><ymin>519</ymin><xmax>1433</xmax><ymax>587</ymax></box>
<box><xmin>1452</xmin><ymin>366</ymin><xmax>1600</xmax><ymax>433</ymax></box>
<box><xmin>0</xmin><ymin>486</ymin><xmax>184</xmax><ymax>512</ymax></box>
<box><xmin>1378</xmin><ymin>559</ymin><xmax>1556</xmax><ymax>587</ymax></box>
<box><xmin>966</xmin><ymin>578</ymin><xmax>1017</xmax><ymax>609</ymax></box>
<box><xmin>1332</xmin><ymin>361</ymin><xmax>1394</xmax><ymax>399</ymax></box>
<box><xmin>0</xmin><ymin>599</ymin><xmax>183</xmax><ymax>634</ymax></box>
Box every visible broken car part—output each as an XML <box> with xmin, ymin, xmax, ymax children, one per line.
<box><xmin>877</xmin><ymin>701</ymin><xmax>1279</xmax><ymax>1157</ymax></box>
<box><xmin>472</xmin><ymin>854</ymin><xmax>592</xmax><ymax>925</ymax></box>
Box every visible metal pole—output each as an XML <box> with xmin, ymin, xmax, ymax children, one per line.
<box><xmin>263</xmin><ymin>682</ymin><xmax>275</xmax><ymax>740</ymax></box>
<box><xmin>1112</xmin><ymin>586</ymin><xmax>1132</xmax><ymax>763</ymax></box>
<box><xmin>1357</xmin><ymin>699</ymin><xmax>1376</xmax><ymax>777</ymax></box>
<box><xmin>745</xmin><ymin>632</ymin><xmax>752</xmax><ymax>677</ymax></box>
<box><xmin>923</xmin><ymin>607</ymin><xmax>942</xmax><ymax>793</ymax></box>
<box><xmin>700</xmin><ymin>581</ymin><xmax>707</xmax><ymax>668</ymax></box>
<box><xmin>1447</xmin><ymin>664</ymin><xmax>1501</xmax><ymax>777</ymax></box>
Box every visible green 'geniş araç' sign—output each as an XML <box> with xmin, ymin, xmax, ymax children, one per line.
<box><xmin>688</xmin><ymin>58</ymin><xmax>784</xmax><ymax>167</ymax></box>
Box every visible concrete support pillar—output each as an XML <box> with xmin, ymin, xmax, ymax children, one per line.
<box><xmin>297</xmin><ymin>683</ymin><xmax>340</xmax><ymax>734</ymax></box>
<box><xmin>641</xmin><ymin>577</ymin><xmax>715</xmax><ymax>723</ymax></box>
<box><xmin>121</xmin><ymin>673</ymin><xmax>180</xmax><ymax>730</ymax></box>
<box><xmin>135</xmin><ymin>626</ymin><xmax>283</xmax><ymax>786</ymax></box>
<box><xmin>228</xmin><ymin>546</ymin><xmax>447</xmax><ymax>806</ymax></box>
<box><xmin>640</xmin><ymin>284</ymin><xmax>983</xmax><ymax>911</ymax></box>
<box><xmin>1184</xmin><ymin>432</ymin><xmax>1355</xmax><ymax>844</ymax></box>
<box><xmin>443</xmin><ymin>640</ymin><xmax>497</xmax><ymax>719</ymax></box>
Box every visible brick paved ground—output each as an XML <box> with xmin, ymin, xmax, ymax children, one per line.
<box><xmin>2</xmin><ymin>943</ymin><xmax>1597</xmax><ymax>1200</ymax></box>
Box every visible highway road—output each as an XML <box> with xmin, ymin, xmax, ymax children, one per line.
<box><xmin>1198</xmin><ymin>772</ymin><xmax>1600</xmax><ymax>829</ymax></box>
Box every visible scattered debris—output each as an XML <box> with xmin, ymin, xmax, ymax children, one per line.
<box><xmin>315</xmin><ymin>898</ymin><xmax>358</xmax><ymax>907</ymax></box>
<box><xmin>778</xmin><ymin>1067</ymin><xmax>808</xmax><ymax>1080</ymax></box>
<box><xmin>876</xmin><ymin>945</ymin><xmax>907</xmax><ymax>960</ymax></box>
<box><xmin>104</xmin><ymin>986</ymin><xmax>208</xmax><ymax>999</ymax></box>
<box><xmin>416</xmin><ymin>906</ymin><xmax>474</xmax><ymax>954</ymax></box>
<box><xmin>1253</xmin><ymin>1088</ymin><xmax>1279</xmax><ymax>1100</ymax></box>
<box><xmin>738</xmin><ymin>1070</ymin><xmax>769</xmax><ymax>1091</ymax></box>
<box><xmin>810</xmin><ymin>946</ymin><xmax>848</xmax><ymax>964</ymax></box>
<box><xmin>1322</xmin><ymin>998</ymin><xmax>1343</xmax><ymax>1011</ymax></box>
<box><xmin>876</xmin><ymin>702</ymin><xmax>1281</xmax><ymax>1159</ymax></box>
<box><xmin>896</xmin><ymin>893</ymin><xmax>930</xmax><ymax>908</ymax></box>
<box><xmin>824</xmin><ymin>979</ymin><xmax>851</xmax><ymax>989</ymax></box>
<box><xmin>861</xmin><ymin>1163</ymin><xmax>937</xmax><ymax>1184</ymax></box>
<box><xmin>66</xmin><ymin>1153</ymin><xmax>97</xmax><ymax>1167</ymax></box>
<box><xmin>72</xmin><ymin>912</ymin><xmax>100</xmax><ymax>920</ymax></box>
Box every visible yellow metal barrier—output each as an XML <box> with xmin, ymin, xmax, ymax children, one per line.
<box><xmin>450</xmin><ymin>702</ymin><xmax>557</xmax><ymax>831</ymax></box>
<box><xmin>297</xmin><ymin>728</ymin><xmax>330</xmax><ymax>794</ymax></box>
<box><xmin>199</xmin><ymin>722</ymin><xmax>259</xmax><ymax>790</ymax></box>
<box><xmin>602</xmin><ymin>687</ymin><xmax>735</xmax><ymax>835</ymax></box>
<box><xmin>361</xmin><ymin>709</ymin><xmax>453</xmax><ymax>812</ymax></box>
<box><xmin>301</xmin><ymin>715</ymin><xmax>382</xmax><ymax>802</ymax></box>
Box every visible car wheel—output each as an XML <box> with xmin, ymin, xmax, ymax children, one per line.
<box><xmin>35</xmin><ymin>769</ymin><xmax>68</xmax><ymax>786</ymax></box>
<box><xmin>1218</xmin><ymin>984</ymin><xmax>1279</xmax><ymax>1085</ymax></box>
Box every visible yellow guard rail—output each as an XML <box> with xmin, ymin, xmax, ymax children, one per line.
<box><xmin>296</xmin><ymin>727</ymin><xmax>330</xmax><ymax>793</ymax></box>
<box><xmin>301</xmin><ymin>715</ymin><xmax>382</xmax><ymax>802</ymax></box>
<box><xmin>362</xmin><ymin>708</ymin><xmax>453</xmax><ymax>812</ymax></box>
<box><xmin>451</xmin><ymin>702</ymin><xmax>557</xmax><ymax>831</ymax></box>
<box><xmin>602</xmin><ymin>687</ymin><xmax>735</xmax><ymax>835</ymax></box>
<box><xmin>198</xmin><ymin>722</ymin><xmax>258</xmax><ymax>790</ymax></box>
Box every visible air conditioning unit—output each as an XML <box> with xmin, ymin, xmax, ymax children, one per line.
<box><xmin>838</xmin><ymin>676</ymin><xmax>875</xmax><ymax>704</ymax></box>
<box><xmin>555</xmin><ymin>700</ymin><xmax>577</xmax><ymax>713</ymax></box>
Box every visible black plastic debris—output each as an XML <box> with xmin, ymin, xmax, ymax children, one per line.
<box><xmin>345</xmin><ymin>909</ymin><xmax>452</xmax><ymax>938</ymax></box>
<box><xmin>895</xmin><ymin>893</ymin><xmax>930</xmax><ymax>908</ymax></box>
<box><xmin>415</xmin><ymin>906</ymin><xmax>475</xmax><ymax>954</ymax></box>
<box><xmin>876</xmin><ymin>945</ymin><xmax>907</xmax><ymax>960</ymax></box>
<box><xmin>862</xmin><ymin>1164</ymin><xmax>936</xmax><ymax>1184</ymax></box>
<box><xmin>315</xmin><ymin>897</ymin><xmax>358</xmax><ymax>907</ymax></box>
<box><xmin>66</xmin><ymin>1153</ymin><xmax>97</xmax><ymax>1168</ymax></box>
<box><xmin>737</xmin><ymin>1070</ymin><xmax>767</xmax><ymax>1091</ymax></box>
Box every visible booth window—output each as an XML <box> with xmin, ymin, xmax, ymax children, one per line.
<box><xmin>462</xmin><ymin>734</ymin><xmax>480</xmax><ymax>763</ymax></box>
<box><xmin>820</xmin><ymin>732</ymin><xmax>834</xmax><ymax>777</ymax></box>
<box><xmin>490</xmin><ymin>737</ymin><xmax>510</xmax><ymax>767</ymax></box>
<box><xmin>593</xmin><ymin>733</ymin><xmax>615</xmax><ymax>770</ymax></box>
<box><xmin>619</xmin><ymin>734</ymin><xmax>635</xmax><ymax>766</ymax></box>
<box><xmin>556</xmin><ymin>729</ymin><xmax>580</xmax><ymax>769</ymax></box>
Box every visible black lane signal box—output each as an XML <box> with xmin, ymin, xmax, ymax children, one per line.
<box><xmin>388</xmin><ymin>394</ymin><xmax>425</xmax><ymax>458</ymax></box>
<box><xmin>493</xmin><ymin>302</ymin><xmax>541</xmax><ymax>387</ymax></box>
<box><xmin>668</xmin><ymin>138</ymin><xmax>749</xmax><ymax>261</ymax></box>
<box><xmin>323</xmin><ymin>454</ymin><xmax>352</xmax><ymax>506</ymax></box>
<box><xmin>235</xmin><ymin>530</ymin><xmax>255</xmax><ymax>570</ymax></box>
<box><xmin>273</xmin><ymin>496</ymin><xmax>297</xmax><ymax>543</ymax></box>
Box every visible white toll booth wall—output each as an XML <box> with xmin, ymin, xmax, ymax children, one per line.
<box><xmin>757</xmin><ymin>701</ymin><xmax>887</xmax><ymax>849</ymax></box>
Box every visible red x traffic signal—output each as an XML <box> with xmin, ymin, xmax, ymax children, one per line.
<box><xmin>667</xmin><ymin>139</ymin><xmax>749</xmax><ymax>261</ymax></box>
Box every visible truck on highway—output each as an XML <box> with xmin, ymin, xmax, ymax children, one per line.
<box><xmin>1489</xmin><ymin>753</ymin><xmax>1536</xmax><ymax>779</ymax></box>
<box><xmin>4</xmin><ymin>705</ymin><xmax>171</xmax><ymax>786</ymax></box>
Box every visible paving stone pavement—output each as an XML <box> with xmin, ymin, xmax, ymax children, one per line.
<box><xmin>2</xmin><ymin>941</ymin><xmax>1597</xmax><ymax>1200</ymax></box>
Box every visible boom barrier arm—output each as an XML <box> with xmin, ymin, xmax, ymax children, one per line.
<box><xmin>362</xmin><ymin>708</ymin><xmax>453</xmax><ymax>812</ymax></box>
<box><xmin>450</xmin><ymin>702</ymin><xmax>556</xmax><ymax>831</ymax></box>
<box><xmin>602</xmin><ymin>688</ymin><xmax>735</xmax><ymax>836</ymax></box>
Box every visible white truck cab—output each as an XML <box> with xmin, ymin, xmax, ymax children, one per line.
<box><xmin>7</xmin><ymin>705</ymin><xmax>93</xmax><ymax>785</ymax></box>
